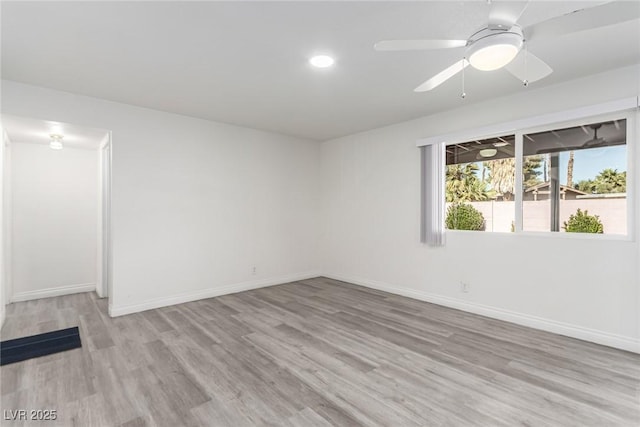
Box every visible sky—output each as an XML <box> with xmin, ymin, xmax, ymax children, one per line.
<box><xmin>557</xmin><ymin>146</ymin><xmax>626</xmax><ymax>184</ymax></box>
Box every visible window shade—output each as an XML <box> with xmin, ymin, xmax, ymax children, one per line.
<box><xmin>420</xmin><ymin>143</ymin><xmax>445</xmax><ymax>246</ymax></box>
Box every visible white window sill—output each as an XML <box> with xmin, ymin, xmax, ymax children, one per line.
<box><xmin>445</xmin><ymin>229</ymin><xmax>633</xmax><ymax>242</ymax></box>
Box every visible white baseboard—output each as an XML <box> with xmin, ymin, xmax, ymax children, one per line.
<box><xmin>323</xmin><ymin>273</ymin><xmax>640</xmax><ymax>354</ymax></box>
<box><xmin>95</xmin><ymin>281</ymin><xmax>106</xmax><ymax>298</ymax></box>
<box><xmin>109</xmin><ymin>271</ymin><xmax>322</xmax><ymax>317</ymax></box>
<box><xmin>11</xmin><ymin>283</ymin><xmax>96</xmax><ymax>302</ymax></box>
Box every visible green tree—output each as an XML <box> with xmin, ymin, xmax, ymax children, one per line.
<box><xmin>523</xmin><ymin>155</ymin><xmax>543</xmax><ymax>188</ymax></box>
<box><xmin>445</xmin><ymin>163</ymin><xmax>493</xmax><ymax>202</ymax></box>
<box><xmin>563</xmin><ymin>209</ymin><xmax>604</xmax><ymax>234</ymax></box>
<box><xmin>575</xmin><ymin>179</ymin><xmax>596</xmax><ymax>193</ymax></box>
<box><xmin>575</xmin><ymin>169</ymin><xmax>626</xmax><ymax>194</ymax></box>
<box><xmin>445</xmin><ymin>203</ymin><xmax>485</xmax><ymax>231</ymax></box>
<box><xmin>594</xmin><ymin>168</ymin><xmax>626</xmax><ymax>193</ymax></box>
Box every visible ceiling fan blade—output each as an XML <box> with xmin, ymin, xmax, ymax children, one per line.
<box><xmin>525</xmin><ymin>1</ymin><xmax>640</xmax><ymax>41</ymax></box>
<box><xmin>516</xmin><ymin>1</ymin><xmax>603</xmax><ymax>29</ymax></box>
<box><xmin>488</xmin><ymin>0</ymin><xmax>530</xmax><ymax>29</ymax></box>
<box><xmin>505</xmin><ymin>50</ymin><xmax>552</xmax><ymax>83</ymax></box>
<box><xmin>586</xmin><ymin>139</ymin><xmax>608</xmax><ymax>148</ymax></box>
<box><xmin>374</xmin><ymin>39</ymin><xmax>467</xmax><ymax>51</ymax></box>
<box><xmin>538</xmin><ymin>138</ymin><xmax>610</xmax><ymax>154</ymax></box>
<box><xmin>414</xmin><ymin>59</ymin><xmax>469</xmax><ymax>92</ymax></box>
<box><xmin>537</xmin><ymin>146</ymin><xmax>580</xmax><ymax>154</ymax></box>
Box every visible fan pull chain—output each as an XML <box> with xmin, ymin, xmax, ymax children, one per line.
<box><xmin>461</xmin><ymin>57</ymin><xmax>466</xmax><ymax>99</ymax></box>
<box><xmin>523</xmin><ymin>41</ymin><xmax>529</xmax><ymax>87</ymax></box>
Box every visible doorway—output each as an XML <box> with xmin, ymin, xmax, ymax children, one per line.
<box><xmin>1</xmin><ymin>115</ymin><xmax>112</xmax><ymax>308</ymax></box>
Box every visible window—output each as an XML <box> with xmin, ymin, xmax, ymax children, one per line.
<box><xmin>523</xmin><ymin>119</ymin><xmax>627</xmax><ymax>235</ymax></box>
<box><xmin>445</xmin><ymin>135</ymin><xmax>516</xmax><ymax>232</ymax></box>
<box><xmin>440</xmin><ymin>114</ymin><xmax>630</xmax><ymax>236</ymax></box>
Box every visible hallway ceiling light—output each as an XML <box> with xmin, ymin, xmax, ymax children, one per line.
<box><xmin>49</xmin><ymin>134</ymin><xmax>64</xmax><ymax>150</ymax></box>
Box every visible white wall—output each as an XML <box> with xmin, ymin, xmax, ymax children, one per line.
<box><xmin>0</xmin><ymin>130</ymin><xmax>10</xmax><ymax>328</ymax></box>
<box><xmin>321</xmin><ymin>65</ymin><xmax>640</xmax><ymax>352</ymax></box>
<box><xmin>1</xmin><ymin>80</ymin><xmax>321</xmax><ymax>315</ymax></box>
<box><xmin>11</xmin><ymin>143</ymin><xmax>98</xmax><ymax>301</ymax></box>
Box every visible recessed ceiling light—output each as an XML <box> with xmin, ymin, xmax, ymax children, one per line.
<box><xmin>309</xmin><ymin>55</ymin><xmax>334</xmax><ymax>68</ymax></box>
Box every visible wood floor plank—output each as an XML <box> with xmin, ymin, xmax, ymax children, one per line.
<box><xmin>1</xmin><ymin>277</ymin><xmax>638</xmax><ymax>426</ymax></box>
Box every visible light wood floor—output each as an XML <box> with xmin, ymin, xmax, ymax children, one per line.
<box><xmin>1</xmin><ymin>277</ymin><xmax>639</xmax><ymax>426</ymax></box>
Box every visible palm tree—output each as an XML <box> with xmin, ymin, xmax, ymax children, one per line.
<box><xmin>576</xmin><ymin>169</ymin><xmax>626</xmax><ymax>194</ymax></box>
<box><xmin>544</xmin><ymin>153</ymin><xmax>550</xmax><ymax>182</ymax></box>
<box><xmin>446</xmin><ymin>164</ymin><xmax>493</xmax><ymax>202</ymax></box>
<box><xmin>595</xmin><ymin>168</ymin><xmax>626</xmax><ymax>193</ymax></box>
<box><xmin>567</xmin><ymin>151</ymin><xmax>575</xmax><ymax>187</ymax></box>
<box><xmin>487</xmin><ymin>158</ymin><xmax>515</xmax><ymax>200</ymax></box>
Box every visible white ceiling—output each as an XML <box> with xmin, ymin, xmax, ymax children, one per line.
<box><xmin>2</xmin><ymin>115</ymin><xmax>108</xmax><ymax>150</ymax></box>
<box><xmin>2</xmin><ymin>1</ymin><xmax>639</xmax><ymax>141</ymax></box>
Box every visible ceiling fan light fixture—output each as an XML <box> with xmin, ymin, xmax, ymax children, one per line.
<box><xmin>467</xmin><ymin>28</ymin><xmax>523</xmax><ymax>71</ymax></box>
<box><xmin>469</xmin><ymin>43</ymin><xmax>519</xmax><ymax>71</ymax></box>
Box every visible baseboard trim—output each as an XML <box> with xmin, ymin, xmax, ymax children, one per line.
<box><xmin>11</xmin><ymin>283</ymin><xmax>96</xmax><ymax>303</ymax></box>
<box><xmin>323</xmin><ymin>273</ymin><xmax>640</xmax><ymax>354</ymax></box>
<box><xmin>109</xmin><ymin>271</ymin><xmax>322</xmax><ymax>317</ymax></box>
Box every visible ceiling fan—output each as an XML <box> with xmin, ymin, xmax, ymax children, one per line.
<box><xmin>374</xmin><ymin>1</ymin><xmax>639</xmax><ymax>93</ymax></box>
<box><xmin>539</xmin><ymin>123</ymin><xmax>609</xmax><ymax>154</ymax></box>
<box><xmin>581</xmin><ymin>124</ymin><xmax>607</xmax><ymax>148</ymax></box>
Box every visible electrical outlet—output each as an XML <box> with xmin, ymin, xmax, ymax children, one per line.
<box><xmin>460</xmin><ymin>282</ymin><xmax>470</xmax><ymax>293</ymax></box>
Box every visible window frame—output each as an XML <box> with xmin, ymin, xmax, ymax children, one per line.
<box><xmin>515</xmin><ymin>110</ymin><xmax>634</xmax><ymax>240</ymax></box>
<box><xmin>439</xmin><ymin>109</ymin><xmax>636</xmax><ymax>241</ymax></box>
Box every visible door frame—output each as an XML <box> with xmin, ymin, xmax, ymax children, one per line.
<box><xmin>97</xmin><ymin>133</ymin><xmax>112</xmax><ymax>300</ymax></box>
